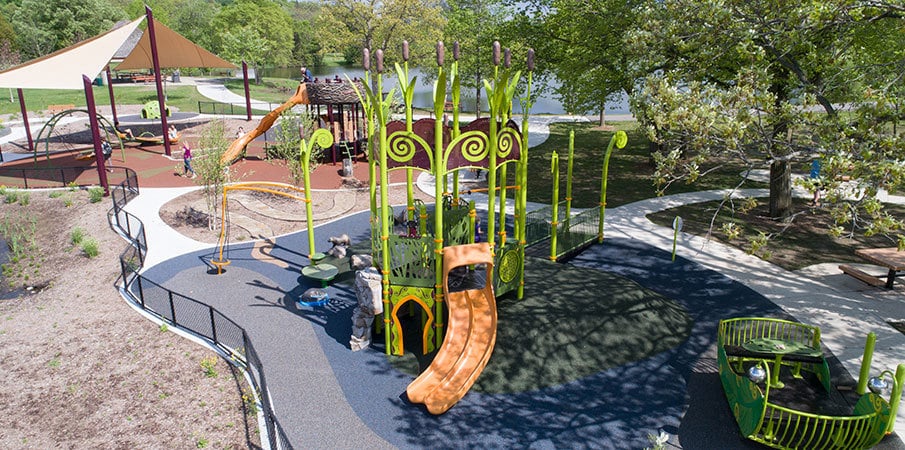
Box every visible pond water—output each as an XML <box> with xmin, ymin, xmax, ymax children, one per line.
<box><xmin>258</xmin><ymin>66</ymin><xmax>631</xmax><ymax>116</ymax></box>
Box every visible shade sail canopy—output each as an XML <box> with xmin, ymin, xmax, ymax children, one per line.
<box><xmin>116</xmin><ymin>20</ymin><xmax>236</xmax><ymax>70</ymax></box>
<box><xmin>0</xmin><ymin>17</ymin><xmax>145</xmax><ymax>90</ymax></box>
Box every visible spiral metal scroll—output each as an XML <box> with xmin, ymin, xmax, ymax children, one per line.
<box><xmin>303</xmin><ymin>128</ymin><xmax>335</xmax><ymax>156</ymax></box>
<box><xmin>387</xmin><ymin>130</ymin><xmax>432</xmax><ymax>166</ymax></box>
<box><xmin>497</xmin><ymin>127</ymin><xmax>520</xmax><ymax>160</ymax></box>
<box><xmin>446</xmin><ymin>130</ymin><xmax>490</xmax><ymax>166</ymax></box>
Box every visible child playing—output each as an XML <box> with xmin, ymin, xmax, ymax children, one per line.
<box><xmin>182</xmin><ymin>142</ymin><xmax>196</xmax><ymax>178</ymax></box>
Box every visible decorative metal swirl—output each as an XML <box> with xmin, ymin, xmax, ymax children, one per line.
<box><xmin>446</xmin><ymin>130</ymin><xmax>488</xmax><ymax>165</ymax></box>
<box><xmin>310</xmin><ymin>128</ymin><xmax>334</xmax><ymax>150</ymax></box>
<box><xmin>497</xmin><ymin>127</ymin><xmax>519</xmax><ymax>160</ymax></box>
<box><xmin>387</xmin><ymin>131</ymin><xmax>430</xmax><ymax>164</ymax></box>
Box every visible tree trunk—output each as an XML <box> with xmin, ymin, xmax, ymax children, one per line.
<box><xmin>768</xmin><ymin>75</ymin><xmax>793</xmax><ymax>219</ymax></box>
<box><xmin>769</xmin><ymin>159</ymin><xmax>792</xmax><ymax>219</ymax></box>
<box><xmin>599</xmin><ymin>101</ymin><xmax>606</xmax><ymax>127</ymax></box>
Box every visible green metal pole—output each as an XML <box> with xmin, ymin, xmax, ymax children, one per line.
<box><xmin>375</xmin><ymin>51</ymin><xmax>393</xmax><ymax>355</ymax></box>
<box><xmin>468</xmin><ymin>200</ymin><xmax>476</xmax><ymax>243</ymax></box>
<box><xmin>550</xmin><ymin>151</ymin><xmax>560</xmax><ymax>261</ymax></box>
<box><xmin>857</xmin><ymin>332</ymin><xmax>877</xmax><ymax>395</ymax></box>
<box><xmin>889</xmin><ymin>364</ymin><xmax>905</xmax><ymax>434</ymax></box>
<box><xmin>499</xmin><ymin>164</ymin><xmax>507</xmax><ymax>245</ymax></box>
<box><xmin>565</xmin><ymin>130</ymin><xmax>574</xmax><ymax>222</ymax></box>
<box><xmin>517</xmin><ymin>50</ymin><xmax>534</xmax><ymax>300</ymax></box>
<box><xmin>486</xmin><ymin>58</ymin><xmax>499</xmax><ymax>256</ymax></box>
<box><xmin>452</xmin><ymin>44</ymin><xmax>462</xmax><ymax>207</ymax></box>
<box><xmin>598</xmin><ymin>131</ymin><xmax>627</xmax><ymax>243</ymax></box>
<box><xmin>433</xmin><ymin>43</ymin><xmax>447</xmax><ymax>350</ymax></box>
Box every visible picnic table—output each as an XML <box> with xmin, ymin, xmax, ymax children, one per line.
<box><xmin>839</xmin><ymin>247</ymin><xmax>905</xmax><ymax>289</ymax></box>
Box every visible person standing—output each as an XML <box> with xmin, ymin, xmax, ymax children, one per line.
<box><xmin>182</xmin><ymin>142</ymin><xmax>196</xmax><ymax>178</ymax></box>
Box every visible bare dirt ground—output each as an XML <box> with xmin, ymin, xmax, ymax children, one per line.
<box><xmin>0</xmin><ymin>190</ymin><xmax>259</xmax><ymax>449</ymax></box>
<box><xmin>159</xmin><ymin>183</ymin><xmax>434</xmax><ymax>244</ymax></box>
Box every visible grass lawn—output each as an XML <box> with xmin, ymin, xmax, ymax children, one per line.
<box><xmin>647</xmin><ymin>198</ymin><xmax>905</xmax><ymax>271</ymax></box>
<box><xmin>223</xmin><ymin>77</ymin><xmax>301</xmax><ymax>104</ymax></box>
<box><xmin>0</xmin><ymin>84</ymin><xmax>212</xmax><ymax>117</ymax></box>
<box><xmin>523</xmin><ymin>121</ymin><xmax>766</xmax><ymax>208</ymax></box>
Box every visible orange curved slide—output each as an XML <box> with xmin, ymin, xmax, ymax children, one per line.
<box><xmin>406</xmin><ymin>242</ymin><xmax>498</xmax><ymax>415</ymax></box>
<box><xmin>220</xmin><ymin>83</ymin><xmax>310</xmax><ymax>165</ymax></box>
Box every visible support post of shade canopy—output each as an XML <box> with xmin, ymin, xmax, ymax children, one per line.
<box><xmin>145</xmin><ymin>6</ymin><xmax>171</xmax><ymax>156</ymax></box>
<box><xmin>83</xmin><ymin>75</ymin><xmax>109</xmax><ymax>196</ymax></box>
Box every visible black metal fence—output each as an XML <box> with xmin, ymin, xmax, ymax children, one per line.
<box><xmin>197</xmin><ymin>101</ymin><xmax>276</xmax><ymax>116</ymax></box>
<box><xmin>0</xmin><ymin>164</ymin><xmax>135</xmax><ymax>190</ymax></box>
<box><xmin>107</xmin><ymin>176</ymin><xmax>292</xmax><ymax>449</ymax></box>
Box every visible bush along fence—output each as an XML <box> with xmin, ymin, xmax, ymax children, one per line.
<box><xmin>107</xmin><ymin>174</ymin><xmax>292</xmax><ymax>449</ymax></box>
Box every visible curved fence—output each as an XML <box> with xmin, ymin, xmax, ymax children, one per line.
<box><xmin>0</xmin><ymin>164</ymin><xmax>135</xmax><ymax>190</ymax></box>
<box><xmin>107</xmin><ymin>172</ymin><xmax>292</xmax><ymax>449</ymax></box>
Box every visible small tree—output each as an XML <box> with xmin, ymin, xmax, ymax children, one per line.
<box><xmin>192</xmin><ymin>119</ymin><xmax>232</xmax><ymax>230</ymax></box>
<box><xmin>269</xmin><ymin>107</ymin><xmax>320</xmax><ymax>186</ymax></box>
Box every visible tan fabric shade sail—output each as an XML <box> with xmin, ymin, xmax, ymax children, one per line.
<box><xmin>0</xmin><ymin>17</ymin><xmax>145</xmax><ymax>90</ymax></box>
<box><xmin>116</xmin><ymin>20</ymin><xmax>236</xmax><ymax>70</ymax></box>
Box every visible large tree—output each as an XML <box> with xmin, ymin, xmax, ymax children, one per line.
<box><xmin>505</xmin><ymin>0</ymin><xmax>641</xmax><ymax>124</ymax></box>
<box><xmin>212</xmin><ymin>0</ymin><xmax>294</xmax><ymax>82</ymax></box>
<box><xmin>9</xmin><ymin>0</ymin><xmax>126</xmax><ymax>59</ymax></box>
<box><xmin>287</xmin><ymin>0</ymin><xmax>322</xmax><ymax>68</ymax></box>
<box><xmin>442</xmin><ymin>0</ymin><xmax>511</xmax><ymax>116</ymax></box>
<box><xmin>631</xmin><ymin>1</ymin><xmax>905</xmax><ymax>236</ymax></box>
<box><xmin>316</xmin><ymin>0</ymin><xmax>445</xmax><ymax>68</ymax></box>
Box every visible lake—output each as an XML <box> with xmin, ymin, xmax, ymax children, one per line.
<box><xmin>258</xmin><ymin>66</ymin><xmax>631</xmax><ymax>116</ymax></box>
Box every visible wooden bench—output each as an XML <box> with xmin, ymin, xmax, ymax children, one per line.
<box><xmin>47</xmin><ymin>104</ymin><xmax>75</xmax><ymax>114</ymax></box>
<box><xmin>132</xmin><ymin>75</ymin><xmax>156</xmax><ymax>83</ymax></box>
<box><xmin>838</xmin><ymin>264</ymin><xmax>886</xmax><ymax>288</ymax></box>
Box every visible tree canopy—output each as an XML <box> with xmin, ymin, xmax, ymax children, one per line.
<box><xmin>211</xmin><ymin>0</ymin><xmax>294</xmax><ymax>80</ymax></box>
<box><xmin>505</xmin><ymin>0</ymin><xmax>640</xmax><ymax>123</ymax></box>
<box><xmin>630</xmin><ymin>0</ymin><xmax>905</xmax><ymax>243</ymax></box>
<box><xmin>316</xmin><ymin>0</ymin><xmax>445</xmax><ymax>68</ymax></box>
<box><xmin>9</xmin><ymin>0</ymin><xmax>126</xmax><ymax>59</ymax></box>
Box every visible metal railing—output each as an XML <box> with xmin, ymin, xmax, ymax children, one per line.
<box><xmin>197</xmin><ymin>101</ymin><xmax>276</xmax><ymax>116</ymax></box>
<box><xmin>107</xmin><ymin>176</ymin><xmax>292</xmax><ymax>449</ymax></box>
<box><xmin>0</xmin><ymin>164</ymin><xmax>135</xmax><ymax>190</ymax></box>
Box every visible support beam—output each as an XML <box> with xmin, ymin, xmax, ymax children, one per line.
<box><xmin>145</xmin><ymin>6</ymin><xmax>171</xmax><ymax>156</ymax></box>
<box><xmin>17</xmin><ymin>89</ymin><xmax>33</xmax><ymax>151</ymax></box>
<box><xmin>83</xmin><ymin>75</ymin><xmax>109</xmax><ymax>195</ymax></box>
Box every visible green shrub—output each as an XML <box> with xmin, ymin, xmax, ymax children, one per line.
<box><xmin>16</xmin><ymin>191</ymin><xmax>29</xmax><ymax>206</ymax></box>
<box><xmin>4</xmin><ymin>190</ymin><xmax>18</xmax><ymax>204</ymax></box>
<box><xmin>70</xmin><ymin>227</ymin><xmax>86</xmax><ymax>245</ymax></box>
<box><xmin>48</xmin><ymin>191</ymin><xmax>63</xmax><ymax>199</ymax></box>
<box><xmin>200</xmin><ymin>356</ymin><xmax>218</xmax><ymax>378</ymax></box>
<box><xmin>87</xmin><ymin>187</ymin><xmax>104</xmax><ymax>203</ymax></box>
<box><xmin>80</xmin><ymin>238</ymin><xmax>99</xmax><ymax>258</ymax></box>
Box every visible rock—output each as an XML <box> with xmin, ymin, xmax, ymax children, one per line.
<box><xmin>350</xmin><ymin>267</ymin><xmax>382</xmax><ymax>351</ymax></box>
<box><xmin>351</xmin><ymin>254</ymin><xmax>373</xmax><ymax>270</ymax></box>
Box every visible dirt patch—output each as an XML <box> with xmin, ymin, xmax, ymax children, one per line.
<box><xmin>0</xmin><ymin>191</ymin><xmax>259</xmax><ymax>449</ymax></box>
<box><xmin>159</xmin><ymin>183</ymin><xmax>436</xmax><ymax>244</ymax></box>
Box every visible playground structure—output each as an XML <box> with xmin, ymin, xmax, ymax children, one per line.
<box><xmin>356</xmin><ymin>42</ymin><xmax>531</xmax><ymax>358</ymax></box>
<box><xmin>718</xmin><ymin>317</ymin><xmax>904</xmax><ymax>449</ymax></box>
<box><xmin>221</xmin><ymin>80</ymin><xmax>364</xmax><ymax>166</ymax></box>
<box><xmin>357</xmin><ymin>42</ymin><xmax>629</xmax><ymax>358</ymax></box>
<box><xmin>34</xmin><ymin>109</ymin><xmax>126</xmax><ymax>163</ymax></box>
<box><xmin>211</xmin><ymin>129</ymin><xmax>335</xmax><ymax>274</ymax></box>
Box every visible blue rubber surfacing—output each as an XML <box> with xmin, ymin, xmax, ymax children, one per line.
<box><xmin>141</xmin><ymin>208</ymin><xmax>890</xmax><ymax>449</ymax></box>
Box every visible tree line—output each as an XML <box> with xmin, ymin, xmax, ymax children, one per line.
<box><xmin>0</xmin><ymin>0</ymin><xmax>903</xmax><ymax>240</ymax></box>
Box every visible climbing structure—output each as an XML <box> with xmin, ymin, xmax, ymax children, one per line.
<box><xmin>356</xmin><ymin>42</ymin><xmax>534</xmax><ymax>356</ymax></box>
